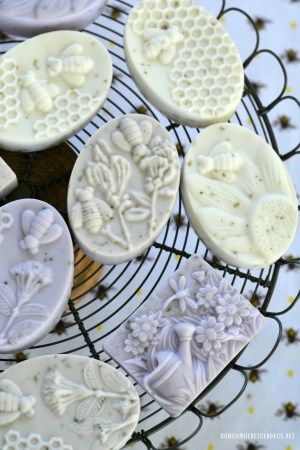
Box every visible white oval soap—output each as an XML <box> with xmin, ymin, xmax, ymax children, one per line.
<box><xmin>181</xmin><ymin>123</ymin><xmax>298</xmax><ymax>268</ymax></box>
<box><xmin>0</xmin><ymin>30</ymin><xmax>112</xmax><ymax>152</ymax></box>
<box><xmin>68</xmin><ymin>114</ymin><xmax>180</xmax><ymax>264</ymax></box>
<box><xmin>125</xmin><ymin>0</ymin><xmax>244</xmax><ymax>127</ymax></box>
<box><xmin>0</xmin><ymin>355</ymin><xmax>140</xmax><ymax>450</ymax></box>
<box><xmin>0</xmin><ymin>0</ymin><xmax>106</xmax><ymax>38</ymax></box>
<box><xmin>0</xmin><ymin>199</ymin><xmax>74</xmax><ymax>353</ymax></box>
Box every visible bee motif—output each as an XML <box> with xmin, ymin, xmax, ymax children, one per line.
<box><xmin>276</xmin><ymin>401</ymin><xmax>300</xmax><ymax>420</ymax></box>
<box><xmin>111</xmin><ymin>117</ymin><xmax>153</xmax><ymax>162</ymax></box>
<box><xmin>197</xmin><ymin>141</ymin><xmax>243</xmax><ymax>183</ymax></box>
<box><xmin>47</xmin><ymin>43</ymin><xmax>94</xmax><ymax>87</ymax></box>
<box><xmin>142</xmin><ymin>27</ymin><xmax>184</xmax><ymax>65</ymax></box>
<box><xmin>237</xmin><ymin>442</ymin><xmax>265</xmax><ymax>450</ymax></box>
<box><xmin>19</xmin><ymin>71</ymin><xmax>59</xmax><ymax>113</ymax></box>
<box><xmin>20</xmin><ymin>208</ymin><xmax>63</xmax><ymax>255</ymax></box>
<box><xmin>70</xmin><ymin>186</ymin><xmax>113</xmax><ymax>234</ymax></box>
<box><xmin>0</xmin><ymin>379</ymin><xmax>36</xmax><ymax>425</ymax></box>
<box><xmin>248</xmin><ymin>368</ymin><xmax>267</xmax><ymax>383</ymax></box>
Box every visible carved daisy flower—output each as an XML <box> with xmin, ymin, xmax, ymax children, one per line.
<box><xmin>124</xmin><ymin>336</ymin><xmax>146</xmax><ymax>356</ymax></box>
<box><xmin>130</xmin><ymin>311</ymin><xmax>162</xmax><ymax>343</ymax></box>
<box><xmin>195</xmin><ymin>317</ymin><xmax>226</xmax><ymax>352</ymax></box>
<box><xmin>163</xmin><ymin>276</ymin><xmax>198</xmax><ymax>313</ymax></box>
<box><xmin>196</xmin><ymin>284</ymin><xmax>218</xmax><ymax>310</ymax></box>
<box><xmin>216</xmin><ymin>293</ymin><xmax>250</xmax><ymax>327</ymax></box>
<box><xmin>125</xmin><ymin>311</ymin><xmax>166</xmax><ymax>356</ymax></box>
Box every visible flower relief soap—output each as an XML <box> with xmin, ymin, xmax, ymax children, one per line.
<box><xmin>124</xmin><ymin>0</ymin><xmax>244</xmax><ymax>127</ymax></box>
<box><xmin>0</xmin><ymin>355</ymin><xmax>140</xmax><ymax>450</ymax></box>
<box><xmin>0</xmin><ymin>30</ymin><xmax>112</xmax><ymax>152</ymax></box>
<box><xmin>68</xmin><ymin>114</ymin><xmax>180</xmax><ymax>264</ymax></box>
<box><xmin>181</xmin><ymin>123</ymin><xmax>298</xmax><ymax>268</ymax></box>
<box><xmin>104</xmin><ymin>255</ymin><xmax>266</xmax><ymax>417</ymax></box>
<box><xmin>0</xmin><ymin>157</ymin><xmax>18</xmax><ymax>198</ymax></box>
<box><xmin>0</xmin><ymin>199</ymin><xmax>74</xmax><ymax>353</ymax></box>
<box><xmin>0</xmin><ymin>0</ymin><xmax>107</xmax><ymax>38</ymax></box>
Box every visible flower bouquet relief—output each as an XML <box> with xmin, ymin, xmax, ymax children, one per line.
<box><xmin>0</xmin><ymin>261</ymin><xmax>52</xmax><ymax>345</ymax></box>
<box><xmin>84</xmin><ymin>117</ymin><xmax>179</xmax><ymax>247</ymax></box>
<box><xmin>104</xmin><ymin>255</ymin><xmax>266</xmax><ymax>417</ymax></box>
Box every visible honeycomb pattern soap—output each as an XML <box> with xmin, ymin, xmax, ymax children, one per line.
<box><xmin>125</xmin><ymin>0</ymin><xmax>244</xmax><ymax>127</ymax></box>
<box><xmin>0</xmin><ymin>30</ymin><xmax>112</xmax><ymax>152</ymax></box>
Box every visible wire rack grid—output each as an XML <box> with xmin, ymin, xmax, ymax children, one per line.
<box><xmin>0</xmin><ymin>0</ymin><xmax>300</xmax><ymax>448</ymax></box>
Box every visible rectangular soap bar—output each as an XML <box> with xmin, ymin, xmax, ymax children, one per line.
<box><xmin>0</xmin><ymin>157</ymin><xmax>17</xmax><ymax>198</ymax></box>
<box><xmin>104</xmin><ymin>255</ymin><xmax>266</xmax><ymax>417</ymax></box>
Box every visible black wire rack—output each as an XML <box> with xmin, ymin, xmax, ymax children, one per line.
<box><xmin>0</xmin><ymin>1</ymin><xmax>300</xmax><ymax>448</ymax></box>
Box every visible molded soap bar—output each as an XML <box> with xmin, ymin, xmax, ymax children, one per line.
<box><xmin>0</xmin><ymin>199</ymin><xmax>74</xmax><ymax>353</ymax></box>
<box><xmin>68</xmin><ymin>114</ymin><xmax>180</xmax><ymax>265</ymax></box>
<box><xmin>0</xmin><ymin>355</ymin><xmax>140</xmax><ymax>450</ymax></box>
<box><xmin>0</xmin><ymin>157</ymin><xmax>17</xmax><ymax>198</ymax></box>
<box><xmin>125</xmin><ymin>0</ymin><xmax>244</xmax><ymax>127</ymax></box>
<box><xmin>0</xmin><ymin>0</ymin><xmax>106</xmax><ymax>38</ymax></box>
<box><xmin>104</xmin><ymin>255</ymin><xmax>266</xmax><ymax>417</ymax></box>
<box><xmin>0</xmin><ymin>30</ymin><xmax>112</xmax><ymax>152</ymax></box>
<box><xmin>181</xmin><ymin>123</ymin><xmax>298</xmax><ymax>268</ymax></box>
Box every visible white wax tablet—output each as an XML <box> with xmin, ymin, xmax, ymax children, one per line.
<box><xmin>0</xmin><ymin>0</ymin><xmax>106</xmax><ymax>38</ymax></box>
<box><xmin>0</xmin><ymin>157</ymin><xmax>17</xmax><ymax>198</ymax></box>
<box><xmin>0</xmin><ymin>199</ymin><xmax>74</xmax><ymax>353</ymax></box>
<box><xmin>181</xmin><ymin>123</ymin><xmax>298</xmax><ymax>268</ymax></box>
<box><xmin>68</xmin><ymin>114</ymin><xmax>180</xmax><ymax>264</ymax></box>
<box><xmin>0</xmin><ymin>31</ymin><xmax>112</xmax><ymax>152</ymax></box>
<box><xmin>125</xmin><ymin>0</ymin><xmax>244</xmax><ymax>127</ymax></box>
<box><xmin>0</xmin><ymin>355</ymin><xmax>140</xmax><ymax>450</ymax></box>
<box><xmin>104</xmin><ymin>255</ymin><xmax>266</xmax><ymax>417</ymax></box>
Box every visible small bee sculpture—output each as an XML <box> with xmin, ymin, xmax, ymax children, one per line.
<box><xmin>71</xmin><ymin>186</ymin><xmax>114</xmax><ymax>234</ymax></box>
<box><xmin>197</xmin><ymin>141</ymin><xmax>243</xmax><ymax>183</ymax></box>
<box><xmin>0</xmin><ymin>379</ymin><xmax>36</xmax><ymax>425</ymax></box>
<box><xmin>47</xmin><ymin>43</ymin><xmax>94</xmax><ymax>87</ymax></box>
<box><xmin>142</xmin><ymin>27</ymin><xmax>184</xmax><ymax>65</ymax></box>
<box><xmin>19</xmin><ymin>71</ymin><xmax>59</xmax><ymax>113</ymax></box>
<box><xmin>111</xmin><ymin>116</ymin><xmax>153</xmax><ymax>162</ymax></box>
<box><xmin>20</xmin><ymin>208</ymin><xmax>63</xmax><ymax>255</ymax></box>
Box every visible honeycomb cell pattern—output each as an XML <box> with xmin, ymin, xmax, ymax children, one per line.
<box><xmin>3</xmin><ymin>430</ymin><xmax>73</xmax><ymax>450</ymax></box>
<box><xmin>34</xmin><ymin>89</ymin><xmax>100</xmax><ymax>139</ymax></box>
<box><xmin>128</xmin><ymin>0</ymin><xmax>244</xmax><ymax>122</ymax></box>
<box><xmin>0</xmin><ymin>58</ymin><xmax>21</xmax><ymax>131</ymax></box>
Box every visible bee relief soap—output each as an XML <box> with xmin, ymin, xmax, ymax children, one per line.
<box><xmin>67</xmin><ymin>114</ymin><xmax>180</xmax><ymax>264</ymax></box>
<box><xmin>181</xmin><ymin>123</ymin><xmax>298</xmax><ymax>268</ymax></box>
<box><xmin>0</xmin><ymin>30</ymin><xmax>112</xmax><ymax>152</ymax></box>
<box><xmin>0</xmin><ymin>199</ymin><xmax>74</xmax><ymax>353</ymax></box>
<box><xmin>0</xmin><ymin>355</ymin><xmax>140</xmax><ymax>450</ymax></box>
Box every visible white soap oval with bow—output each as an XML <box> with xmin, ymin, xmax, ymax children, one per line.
<box><xmin>0</xmin><ymin>30</ymin><xmax>112</xmax><ymax>152</ymax></box>
<box><xmin>181</xmin><ymin>123</ymin><xmax>298</xmax><ymax>268</ymax></box>
<box><xmin>0</xmin><ymin>0</ymin><xmax>106</xmax><ymax>38</ymax></box>
<box><xmin>0</xmin><ymin>355</ymin><xmax>140</xmax><ymax>450</ymax></box>
<box><xmin>125</xmin><ymin>0</ymin><xmax>244</xmax><ymax>127</ymax></box>
<box><xmin>0</xmin><ymin>199</ymin><xmax>74</xmax><ymax>353</ymax></box>
<box><xmin>67</xmin><ymin>114</ymin><xmax>180</xmax><ymax>264</ymax></box>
